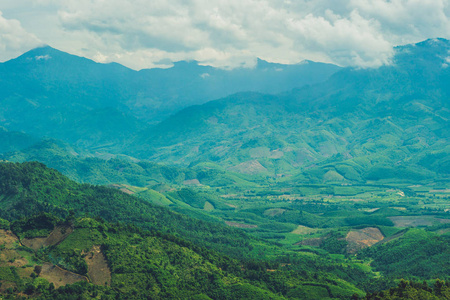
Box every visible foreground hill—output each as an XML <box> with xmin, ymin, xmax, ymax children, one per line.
<box><xmin>129</xmin><ymin>39</ymin><xmax>450</xmax><ymax>183</ymax></box>
<box><xmin>0</xmin><ymin>162</ymin><xmax>374</xmax><ymax>299</ymax></box>
<box><xmin>0</xmin><ymin>161</ymin><xmax>257</xmax><ymax>257</ymax></box>
<box><xmin>0</xmin><ymin>214</ymin><xmax>286</xmax><ymax>299</ymax></box>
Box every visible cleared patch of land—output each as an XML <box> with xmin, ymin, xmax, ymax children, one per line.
<box><xmin>39</xmin><ymin>262</ymin><xmax>88</xmax><ymax>288</ymax></box>
<box><xmin>346</xmin><ymin>227</ymin><xmax>384</xmax><ymax>254</ymax></box>
<box><xmin>203</xmin><ymin>201</ymin><xmax>215</xmax><ymax>211</ymax></box>
<box><xmin>85</xmin><ymin>245</ymin><xmax>111</xmax><ymax>286</ymax></box>
<box><xmin>22</xmin><ymin>225</ymin><xmax>73</xmax><ymax>250</ymax></box>
<box><xmin>0</xmin><ymin>230</ymin><xmax>29</xmax><ymax>268</ymax></box>
<box><xmin>291</xmin><ymin>225</ymin><xmax>319</xmax><ymax>235</ymax></box>
<box><xmin>225</xmin><ymin>221</ymin><xmax>258</xmax><ymax>228</ymax></box>
<box><xmin>183</xmin><ymin>179</ymin><xmax>201</xmax><ymax>185</ymax></box>
<box><xmin>228</xmin><ymin>160</ymin><xmax>268</xmax><ymax>175</ymax></box>
<box><xmin>0</xmin><ymin>229</ymin><xmax>19</xmax><ymax>247</ymax></box>
<box><xmin>21</xmin><ymin>237</ymin><xmax>47</xmax><ymax>250</ymax></box>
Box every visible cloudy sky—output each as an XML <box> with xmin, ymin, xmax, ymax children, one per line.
<box><xmin>1</xmin><ymin>0</ymin><xmax>450</xmax><ymax>69</ymax></box>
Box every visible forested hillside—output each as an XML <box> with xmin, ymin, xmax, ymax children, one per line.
<box><xmin>0</xmin><ymin>38</ymin><xmax>449</xmax><ymax>299</ymax></box>
<box><xmin>129</xmin><ymin>39</ymin><xmax>450</xmax><ymax>182</ymax></box>
<box><xmin>0</xmin><ymin>162</ymin><xmax>378</xmax><ymax>299</ymax></box>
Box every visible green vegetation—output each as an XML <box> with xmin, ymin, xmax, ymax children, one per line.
<box><xmin>1</xmin><ymin>161</ymin><xmax>449</xmax><ymax>299</ymax></box>
<box><xmin>0</xmin><ymin>162</ymin><xmax>259</xmax><ymax>259</ymax></box>
<box><xmin>359</xmin><ymin>229</ymin><xmax>450</xmax><ymax>280</ymax></box>
<box><xmin>1</xmin><ymin>39</ymin><xmax>450</xmax><ymax>299</ymax></box>
<box><xmin>2</xmin><ymin>213</ymin><xmax>368</xmax><ymax>299</ymax></box>
<box><xmin>363</xmin><ymin>280</ymin><xmax>450</xmax><ymax>300</ymax></box>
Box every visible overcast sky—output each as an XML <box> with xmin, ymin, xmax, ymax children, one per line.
<box><xmin>1</xmin><ymin>0</ymin><xmax>450</xmax><ymax>69</ymax></box>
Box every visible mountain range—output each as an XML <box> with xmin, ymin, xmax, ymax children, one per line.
<box><xmin>1</xmin><ymin>38</ymin><xmax>448</xmax><ymax>184</ymax></box>
<box><xmin>1</xmin><ymin>38</ymin><xmax>450</xmax><ymax>299</ymax></box>
<box><xmin>0</xmin><ymin>46</ymin><xmax>339</xmax><ymax>148</ymax></box>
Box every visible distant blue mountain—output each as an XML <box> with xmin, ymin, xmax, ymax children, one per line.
<box><xmin>0</xmin><ymin>46</ymin><xmax>340</xmax><ymax>148</ymax></box>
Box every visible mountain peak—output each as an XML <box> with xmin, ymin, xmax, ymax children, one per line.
<box><xmin>392</xmin><ymin>37</ymin><xmax>450</xmax><ymax>67</ymax></box>
<box><xmin>417</xmin><ymin>37</ymin><xmax>450</xmax><ymax>47</ymax></box>
<box><xmin>13</xmin><ymin>45</ymin><xmax>66</xmax><ymax>62</ymax></box>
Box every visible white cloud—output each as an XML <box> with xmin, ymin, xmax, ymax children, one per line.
<box><xmin>0</xmin><ymin>11</ymin><xmax>42</xmax><ymax>61</ymax></box>
<box><xmin>1</xmin><ymin>0</ymin><xmax>450</xmax><ymax>69</ymax></box>
<box><xmin>35</xmin><ymin>54</ymin><xmax>51</xmax><ymax>60</ymax></box>
<box><xmin>351</xmin><ymin>0</ymin><xmax>450</xmax><ymax>43</ymax></box>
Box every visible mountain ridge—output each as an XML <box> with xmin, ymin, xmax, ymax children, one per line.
<box><xmin>124</xmin><ymin>38</ymin><xmax>450</xmax><ymax>182</ymax></box>
<box><xmin>0</xmin><ymin>44</ymin><xmax>341</xmax><ymax>149</ymax></box>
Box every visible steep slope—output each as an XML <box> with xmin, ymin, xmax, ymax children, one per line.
<box><xmin>128</xmin><ymin>39</ymin><xmax>450</xmax><ymax>182</ymax></box>
<box><xmin>0</xmin><ymin>46</ymin><xmax>143</xmax><ymax>149</ymax></box>
<box><xmin>2</xmin><ymin>214</ymin><xmax>284</xmax><ymax>299</ymax></box>
<box><xmin>0</xmin><ymin>161</ymin><xmax>257</xmax><ymax>258</ymax></box>
<box><xmin>1</xmin><ymin>213</ymin><xmax>368</xmax><ymax>299</ymax></box>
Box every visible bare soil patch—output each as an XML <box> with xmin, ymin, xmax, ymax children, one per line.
<box><xmin>346</xmin><ymin>227</ymin><xmax>384</xmax><ymax>253</ymax></box>
<box><xmin>39</xmin><ymin>262</ymin><xmax>88</xmax><ymax>288</ymax></box>
<box><xmin>10</xmin><ymin>258</ymin><xmax>28</xmax><ymax>268</ymax></box>
<box><xmin>119</xmin><ymin>188</ymin><xmax>134</xmax><ymax>195</ymax></box>
<box><xmin>21</xmin><ymin>237</ymin><xmax>47</xmax><ymax>250</ymax></box>
<box><xmin>437</xmin><ymin>228</ymin><xmax>450</xmax><ymax>235</ymax></box>
<box><xmin>85</xmin><ymin>245</ymin><xmax>111</xmax><ymax>286</ymax></box>
<box><xmin>0</xmin><ymin>230</ymin><xmax>19</xmax><ymax>248</ymax></box>
<box><xmin>0</xmin><ymin>280</ymin><xmax>17</xmax><ymax>292</ymax></box>
<box><xmin>22</xmin><ymin>225</ymin><xmax>73</xmax><ymax>251</ymax></box>
<box><xmin>0</xmin><ymin>230</ymin><xmax>30</xmax><ymax>267</ymax></box>
<box><xmin>225</xmin><ymin>221</ymin><xmax>257</xmax><ymax>228</ymax></box>
<box><xmin>109</xmin><ymin>184</ymin><xmax>135</xmax><ymax>194</ymax></box>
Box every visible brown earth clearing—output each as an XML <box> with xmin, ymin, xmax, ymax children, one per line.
<box><xmin>22</xmin><ymin>225</ymin><xmax>73</xmax><ymax>251</ymax></box>
<box><xmin>346</xmin><ymin>227</ymin><xmax>384</xmax><ymax>254</ymax></box>
<box><xmin>39</xmin><ymin>263</ymin><xmax>88</xmax><ymax>288</ymax></box>
<box><xmin>0</xmin><ymin>230</ymin><xmax>33</xmax><ymax>268</ymax></box>
<box><xmin>85</xmin><ymin>245</ymin><xmax>111</xmax><ymax>286</ymax></box>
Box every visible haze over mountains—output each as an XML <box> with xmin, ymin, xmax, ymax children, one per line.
<box><xmin>1</xmin><ymin>38</ymin><xmax>450</xmax><ymax>299</ymax></box>
<box><xmin>1</xmin><ymin>38</ymin><xmax>449</xmax><ymax>184</ymax></box>
<box><xmin>0</xmin><ymin>45</ymin><xmax>339</xmax><ymax>145</ymax></box>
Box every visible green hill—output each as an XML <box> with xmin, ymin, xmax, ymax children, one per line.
<box><xmin>0</xmin><ymin>162</ymin><xmax>375</xmax><ymax>299</ymax></box>
<box><xmin>0</xmin><ymin>161</ymin><xmax>257</xmax><ymax>258</ymax></box>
